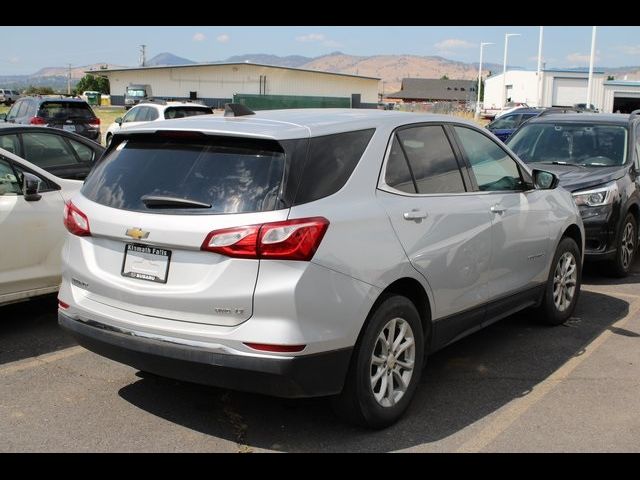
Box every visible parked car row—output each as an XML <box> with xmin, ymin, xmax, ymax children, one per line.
<box><xmin>1</xmin><ymin>105</ymin><xmax>638</xmax><ymax>430</ymax></box>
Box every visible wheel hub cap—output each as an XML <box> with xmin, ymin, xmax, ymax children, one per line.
<box><xmin>370</xmin><ymin>317</ymin><xmax>416</xmax><ymax>408</ymax></box>
<box><xmin>553</xmin><ymin>251</ymin><xmax>577</xmax><ymax>312</ymax></box>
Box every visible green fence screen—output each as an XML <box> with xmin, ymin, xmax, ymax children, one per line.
<box><xmin>233</xmin><ymin>94</ymin><xmax>351</xmax><ymax>110</ymax></box>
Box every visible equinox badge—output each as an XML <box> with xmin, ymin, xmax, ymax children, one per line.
<box><xmin>125</xmin><ymin>228</ymin><xmax>149</xmax><ymax>240</ymax></box>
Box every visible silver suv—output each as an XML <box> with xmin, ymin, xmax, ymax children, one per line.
<box><xmin>58</xmin><ymin>107</ymin><xmax>584</xmax><ymax>428</ymax></box>
<box><xmin>0</xmin><ymin>89</ymin><xmax>20</xmax><ymax>105</ymax></box>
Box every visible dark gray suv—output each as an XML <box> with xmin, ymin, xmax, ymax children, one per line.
<box><xmin>0</xmin><ymin>96</ymin><xmax>100</xmax><ymax>142</ymax></box>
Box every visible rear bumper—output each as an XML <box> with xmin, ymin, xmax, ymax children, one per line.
<box><xmin>59</xmin><ymin>312</ymin><xmax>353</xmax><ymax>398</ymax></box>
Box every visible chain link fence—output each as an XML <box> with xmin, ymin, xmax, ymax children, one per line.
<box><xmin>393</xmin><ymin>101</ymin><xmax>477</xmax><ymax>114</ymax></box>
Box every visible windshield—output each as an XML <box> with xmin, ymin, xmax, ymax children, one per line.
<box><xmin>82</xmin><ymin>136</ymin><xmax>287</xmax><ymax>214</ymax></box>
<box><xmin>126</xmin><ymin>89</ymin><xmax>145</xmax><ymax>97</ymax></box>
<box><xmin>506</xmin><ymin>123</ymin><xmax>628</xmax><ymax>167</ymax></box>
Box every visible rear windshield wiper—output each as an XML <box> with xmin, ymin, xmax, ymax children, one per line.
<box><xmin>141</xmin><ymin>195</ymin><xmax>211</xmax><ymax>209</ymax></box>
<box><xmin>538</xmin><ymin>161</ymin><xmax>570</xmax><ymax>165</ymax></box>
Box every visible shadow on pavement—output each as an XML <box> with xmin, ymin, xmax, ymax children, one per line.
<box><xmin>118</xmin><ymin>289</ymin><xmax>629</xmax><ymax>452</ymax></box>
<box><xmin>0</xmin><ymin>294</ymin><xmax>76</xmax><ymax>365</ymax></box>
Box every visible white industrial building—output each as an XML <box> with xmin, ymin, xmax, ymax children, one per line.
<box><xmin>88</xmin><ymin>62</ymin><xmax>380</xmax><ymax>109</ymax></box>
<box><xmin>484</xmin><ymin>68</ymin><xmax>640</xmax><ymax>113</ymax></box>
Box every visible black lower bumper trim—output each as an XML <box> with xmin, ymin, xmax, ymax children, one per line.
<box><xmin>59</xmin><ymin>312</ymin><xmax>352</xmax><ymax>398</ymax></box>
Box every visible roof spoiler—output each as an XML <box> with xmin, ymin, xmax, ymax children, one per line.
<box><xmin>224</xmin><ymin>103</ymin><xmax>255</xmax><ymax>117</ymax></box>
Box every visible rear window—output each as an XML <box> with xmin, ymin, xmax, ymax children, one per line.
<box><xmin>82</xmin><ymin>136</ymin><xmax>287</xmax><ymax>214</ymax></box>
<box><xmin>38</xmin><ymin>102</ymin><xmax>95</xmax><ymax>120</ymax></box>
<box><xmin>164</xmin><ymin>106</ymin><xmax>213</xmax><ymax>119</ymax></box>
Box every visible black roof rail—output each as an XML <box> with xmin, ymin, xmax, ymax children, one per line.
<box><xmin>139</xmin><ymin>98</ymin><xmax>166</xmax><ymax>105</ymax></box>
<box><xmin>224</xmin><ymin>103</ymin><xmax>255</xmax><ymax>117</ymax></box>
<box><xmin>538</xmin><ymin>107</ymin><xmax>581</xmax><ymax>116</ymax></box>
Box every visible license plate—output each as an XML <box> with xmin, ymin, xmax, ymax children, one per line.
<box><xmin>63</xmin><ymin>124</ymin><xmax>76</xmax><ymax>132</ymax></box>
<box><xmin>121</xmin><ymin>244</ymin><xmax>171</xmax><ymax>283</ymax></box>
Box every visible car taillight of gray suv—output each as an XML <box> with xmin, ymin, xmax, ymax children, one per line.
<box><xmin>58</xmin><ymin>107</ymin><xmax>584</xmax><ymax>428</ymax></box>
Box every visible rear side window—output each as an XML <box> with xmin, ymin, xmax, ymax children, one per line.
<box><xmin>384</xmin><ymin>125</ymin><xmax>466</xmax><ymax>194</ymax></box>
<box><xmin>22</xmin><ymin>132</ymin><xmax>80</xmax><ymax>167</ymax></box>
<box><xmin>293</xmin><ymin>129</ymin><xmax>374</xmax><ymax>205</ymax></box>
<box><xmin>0</xmin><ymin>134</ymin><xmax>19</xmax><ymax>155</ymax></box>
<box><xmin>164</xmin><ymin>107</ymin><xmax>213</xmax><ymax>119</ymax></box>
<box><xmin>82</xmin><ymin>136</ymin><xmax>287</xmax><ymax>214</ymax></box>
<box><xmin>38</xmin><ymin>102</ymin><xmax>95</xmax><ymax>120</ymax></box>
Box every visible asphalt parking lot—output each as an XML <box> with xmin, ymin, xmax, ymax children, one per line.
<box><xmin>1</xmin><ymin>261</ymin><xmax>640</xmax><ymax>452</ymax></box>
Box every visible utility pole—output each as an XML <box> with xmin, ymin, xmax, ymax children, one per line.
<box><xmin>502</xmin><ymin>33</ymin><xmax>521</xmax><ymax>107</ymax></box>
<box><xmin>67</xmin><ymin>63</ymin><xmax>72</xmax><ymax>95</ymax></box>
<box><xmin>475</xmin><ymin>42</ymin><xmax>493</xmax><ymax>119</ymax></box>
<box><xmin>139</xmin><ymin>44</ymin><xmax>147</xmax><ymax>67</ymax></box>
<box><xmin>536</xmin><ymin>26</ymin><xmax>544</xmax><ymax>107</ymax></box>
<box><xmin>586</xmin><ymin>26</ymin><xmax>597</xmax><ymax>108</ymax></box>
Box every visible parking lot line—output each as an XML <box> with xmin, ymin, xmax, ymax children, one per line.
<box><xmin>581</xmin><ymin>287</ymin><xmax>640</xmax><ymax>299</ymax></box>
<box><xmin>455</xmin><ymin>295</ymin><xmax>640</xmax><ymax>453</ymax></box>
<box><xmin>0</xmin><ymin>346</ymin><xmax>85</xmax><ymax>377</ymax></box>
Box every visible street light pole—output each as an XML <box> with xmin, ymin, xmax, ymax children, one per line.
<box><xmin>586</xmin><ymin>26</ymin><xmax>597</xmax><ymax>109</ymax></box>
<box><xmin>502</xmin><ymin>33</ymin><xmax>521</xmax><ymax>107</ymax></box>
<box><xmin>536</xmin><ymin>26</ymin><xmax>544</xmax><ymax>107</ymax></box>
<box><xmin>475</xmin><ymin>42</ymin><xmax>494</xmax><ymax>119</ymax></box>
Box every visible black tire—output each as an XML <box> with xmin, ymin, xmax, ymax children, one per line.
<box><xmin>331</xmin><ymin>295</ymin><xmax>425</xmax><ymax>429</ymax></box>
<box><xmin>105</xmin><ymin>133</ymin><xmax>112</xmax><ymax>148</ymax></box>
<box><xmin>537</xmin><ymin>237</ymin><xmax>582</xmax><ymax>326</ymax></box>
<box><xmin>606</xmin><ymin>213</ymin><xmax>637</xmax><ymax>278</ymax></box>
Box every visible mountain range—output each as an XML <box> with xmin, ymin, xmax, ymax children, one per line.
<box><xmin>2</xmin><ymin>52</ymin><xmax>639</xmax><ymax>93</ymax></box>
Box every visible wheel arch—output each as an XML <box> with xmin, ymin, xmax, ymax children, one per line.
<box><xmin>357</xmin><ymin>277</ymin><xmax>433</xmax><ymax>354</ymax></box>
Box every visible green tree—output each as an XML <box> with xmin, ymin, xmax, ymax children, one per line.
<box><xmin>23</xmin><ymin>86</ymin><xmax>55</xmax><ymax>95</ymax></box>
<box><xmin>607</xmin><ymin>75</ymin><xmax>615</xmax><ymax>81</ymax></box>
<box><xmin>73</xmin><ymin>74</ymin><xmax>110</xmax><ymax>95</ymax></box>
<box><xmin>440</xmin><ymin>74</ymin><xmax>449</xmax><ymax>80</ymax></box>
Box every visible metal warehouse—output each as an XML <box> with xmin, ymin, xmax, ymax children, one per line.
<box><xmin>89</xmin><ymin>62</ymin><xmax>380</xmax><ymax>109</ymax></box>
<box><xmin>484</xmin><ymin>68</ymin><xmax>640</xmax><ymax>113</ymax></box>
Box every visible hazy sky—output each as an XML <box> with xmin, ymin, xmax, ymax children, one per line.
<box><xmin>1</xmin><ymin>26</ymin><xmax>639</xmax><ymax>74</ymax></box>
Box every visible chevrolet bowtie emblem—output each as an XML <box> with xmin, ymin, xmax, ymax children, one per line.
<box><xmin>125</xmin><ymin>228</ymin><xmax>149</xmax><ymax>240</ymax></box>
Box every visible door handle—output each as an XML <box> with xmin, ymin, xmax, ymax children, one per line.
<box><xmin>490</xmin><ymin>204</ymin><xmax>506</xmax><ymax>214</ymax></box>
<box><xmin>403</xmin><ymin>209</ymin><xmax>428</xmax><ymax>221</ymax></box>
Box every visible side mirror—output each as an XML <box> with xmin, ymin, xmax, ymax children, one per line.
<box><xmin>23</xmin><ymin>172</ymin><xmax>42</xmax><ymax>201</ymax></box>
<box><xmin>0</xmin><ymin>113</ymin><xmax>6</xmax><ymax>121</ymax></box>
<box><xmin>533</xmin><ymin>169</ymin><xmax>559</xmax><ymax>190</ymax></box>
<box><xmin>115</xmin><ymin>117</ymin><xmax>123</xmax><ymax>125</ymax></box>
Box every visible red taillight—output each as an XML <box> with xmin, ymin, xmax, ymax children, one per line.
<box><xmin>244</xmin><ymin>342</ymin><xmax>306</xmax><ymax>353</ymax></box>
<box><xmin>58</xmin><ymin>300</ymin><xmax>69</xmax><ymax>309</ymax></box>
<box><xmin>63</xmin><ymin>201</ymin><xmax>91</xmax><ymax>236</ymax></box>
<box><xmin>201</xmin><ymin>217</ymin><xmax>329</xmax><ymax>261</ymax></box>
<box><xmin>89</xmin><ymin>117</ymin><xmax>100</xmax><ymax>126</ymax></box>
<box><xmin>29</xmin><ymin>116</ymin><xmax>46</xmax><ymax>125</ymax></box>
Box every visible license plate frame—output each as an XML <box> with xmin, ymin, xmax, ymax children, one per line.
<box><xmin>62</xmin><ymin>124</ymin><xmax>76</xmax><ymax>132</ymax></box>
<box><xmin>121</xmin><ymin>243</ymin><xmax>171</xmax><ymax>283</ymax></box>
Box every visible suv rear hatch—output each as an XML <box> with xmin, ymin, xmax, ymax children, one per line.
<box><xmin>71</xmin><ymin>133</ymin><xmax>293</xmax><ymax>326</ymax></box>
<box><xmin>37</xmin><ymin>101</ymin><xmax>99</xmax><ymax>139</ymax></box>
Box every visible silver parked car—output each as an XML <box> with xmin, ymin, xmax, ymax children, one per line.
<box><xmin>58</xmin><ymin>107</ymin><xmax>584</xmax><ymax>428</ymax></box>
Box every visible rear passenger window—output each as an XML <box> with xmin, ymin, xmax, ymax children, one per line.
<box><xmin>392</xmin><ymin>125</ymin><xmax>466</xmax><ymax>194</ymax></box>
<box><xmin>68</xmin><ymin>138</ymin><xmax>95</xmax><ymax>163</ymax></box>
<box><xmin>293</xmin><ymin>129</ymin><xmax>375</xmax><ymax>205</ymax></box>
<box><xmin>22</xmin><ymin>132</ymin><xmax>78</xmax><ymax>167</ymax></box>
<box><xmin>0</xmin><ymin>134</ymin><xmax>19</xmax><ymax>155</ymax></box>
<box><xmin>385</xmin><ymin>136</ymin><xmax>416</xmax><ymax>194</ymax></box>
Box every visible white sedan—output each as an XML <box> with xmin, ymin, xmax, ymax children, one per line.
<box><xmin>0</xmin><ymin>147</ymin><xmax>82</xmax><ymax>306</ymax></box>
